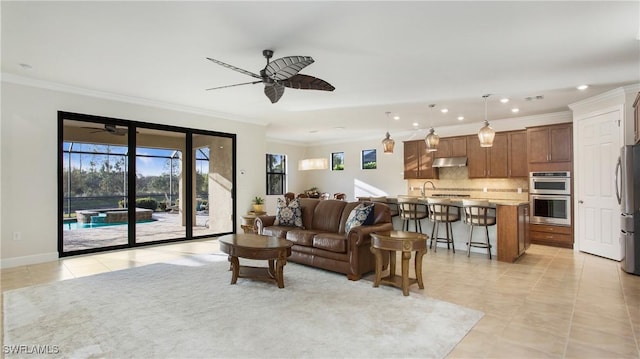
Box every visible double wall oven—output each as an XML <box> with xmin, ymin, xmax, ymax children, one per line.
<box><xmin>529</xmin><ymin>171</ymin><xmax>571</xmax><ymax>226</ymax></box>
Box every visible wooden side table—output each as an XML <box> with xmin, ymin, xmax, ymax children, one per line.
<box><xmin>370</xmin><ymin>231</ymin><xmax>428</xmax><ymax>296</ymax></box>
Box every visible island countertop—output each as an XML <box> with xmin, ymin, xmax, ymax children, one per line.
<box><xmin>373</xmin><ymin>196</ymin><xmax>529</xmax><ymax>207</ymax></box>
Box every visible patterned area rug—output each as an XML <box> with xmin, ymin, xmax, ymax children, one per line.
<box><xmin>3</xmin><ymin>254</ymin><xmax>483</xmax><ymax>358</ymax></box>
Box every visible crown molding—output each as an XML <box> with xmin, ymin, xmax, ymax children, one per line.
<box><xmin>1</xmin><ymin>72</ymin><xmax>267</xmax><ymax>127</ymax></box>
<box><xmin>568</xmin><ymin>83</ymin><xmax>640</xmax><ymax>110</ymax></box>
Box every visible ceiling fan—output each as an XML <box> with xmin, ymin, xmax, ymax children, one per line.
<box><xmin>83</xmin><ymin>124</ymin><xmax>128</xmax><ymax>136</ymax></box>
<box><xmin>206</xmin><ymin>49</ymin><xmax>335</xmax><ymax>104</ymax></box>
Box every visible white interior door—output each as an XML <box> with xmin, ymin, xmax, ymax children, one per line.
<box><xmin>576</xmin><ymin>110</ymin><xmax>622</xmax><ymax>260</ymax></box>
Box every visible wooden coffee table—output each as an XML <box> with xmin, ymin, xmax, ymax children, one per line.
<box><xmin>218</xmin><ymin>233</ymin><xmax>293</xmax><ymax>288</ymax></box>
<box><xmin>370</xmin><ymin>230</ymin><xmax>428</xmax><ymax>296</ymax></box>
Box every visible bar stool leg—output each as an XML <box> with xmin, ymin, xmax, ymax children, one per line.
<box><xmin>485</xmin><ymin>225</ymin><xmax>492</xmax><ymax>260</ymax></box>
<box><xmin>448</xmin><ymin>222</ymin><xmax>455</xmax><ymax>253</ymax></box>
<box><xmin>466</xmin><ymin>226</ymin><xmax>473</xmax><ymax>257</ymax></box>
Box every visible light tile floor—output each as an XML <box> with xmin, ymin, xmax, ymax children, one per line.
<box><xmin>1</xmin><ymin>240</ymin><xmax>639</xmax><ymax>358</ymax></box>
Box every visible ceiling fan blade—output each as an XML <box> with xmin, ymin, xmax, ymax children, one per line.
<box><xmin>206</xmin><ymin>57</ymin><xmax>261</xmax><ymax>79</ymax></box>
<box><xmin>206</xmin><ymin>81</ymin><xmax>262</xmax><ymax>91</ymax></box>
<box><xmin>280</xmin><ymin>74</ymin><xmax>335</xmax><ymax>91</ymax></box>
<box><xmin>264</xmin><ymin>83</ymin><xmax>285</xmax><ymax>104</ymax></box>
<box><xmin>265</xmin><ymin>56</ymin><xmax>314</xmax><ymax>80</ymax></box>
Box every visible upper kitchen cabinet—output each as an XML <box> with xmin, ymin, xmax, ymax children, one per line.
<box><xmin>403</xmin><ymin>140</ymin><xmax>438</xmax><ymax>179</ymax></box>
<box><xmin>467</xmin><ymin>133</ymin><xmax>508</xmax><ymax>178</ymax></box>
<box><xmin>527</xmin><ymin>123</ymin><xmax>573</xmax><ymax>171</ymax></box>
<box><xmin>508</xmin><ymin>131</ymin><xmax>528</xmax><ymax>177</ymax></box>
<box><xmin>434</xmin><ymin>136</ymin><xmax>467</xmax><ymax>158</ymax></box>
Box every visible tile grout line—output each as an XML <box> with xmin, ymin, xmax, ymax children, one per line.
<box><xmin>561</xmin><ymin>249</ymin><xmax>585</xmax><ymax>358</ymax></box>
<box><xmin>618</xmin><ymin>268</ymin><xmax>640</xmax><ymax>356</ymax></box>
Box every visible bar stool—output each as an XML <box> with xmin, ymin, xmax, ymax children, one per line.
<box><xmin>397</xmin><ymin>197</ymin><xmax>428</xmax><ymax>233</ymax></box>
<box><xmin>461</xmin><ymin>199</ymin><xmax>496</xmax><ymax>259</ymax></box>
<box><xmin>426</xmin><ymin>198</ymin><xmax>460</xmax><ymax>252</ymax></box>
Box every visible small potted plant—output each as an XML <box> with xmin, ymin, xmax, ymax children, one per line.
<box><xmin>252</xmin><ymin>196</ymin><xmax>265</xmax><ymax>213</ymax></box>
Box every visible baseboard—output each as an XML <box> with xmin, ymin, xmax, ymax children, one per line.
<box><xmin>0</xmin><ymin>252</ymin><xmax>59</xmax><ymax>269</ymax></box>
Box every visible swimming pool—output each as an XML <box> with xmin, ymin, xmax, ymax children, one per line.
<box><xmin>63</xmin><ymin>219</ymin><xmax>156</xmax><ymax>230</ymax></box>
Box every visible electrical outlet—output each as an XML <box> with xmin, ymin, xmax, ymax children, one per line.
<box><xmin>517</xmin><ymin>187</ymin><xmax>523</xmax><ymax>194</ymax></box>
<box><xmin>13</xmin><ymin>231</ymin><xmax>22</xmax><ymax>241</ymax></box>
<box><xmin>483</xmin><ymin>187</ymin><xmax>488</xmax><ymax>193</ymax></box>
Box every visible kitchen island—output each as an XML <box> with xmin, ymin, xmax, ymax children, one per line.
<box><xmin>360</xmin><ymin>196</ymin><xmax>530</xmax><ymax>263</ymax></box>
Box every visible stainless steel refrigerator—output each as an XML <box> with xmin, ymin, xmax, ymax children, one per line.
<box><xmin>617</xmin><ymin>144</ymin><xmax>640</xmax><ymax>275</ymax></box>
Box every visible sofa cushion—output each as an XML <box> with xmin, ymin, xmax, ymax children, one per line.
<box><xmin>274</xmin><ymin>198</ymin><xmax>304</xmax><ymax>228</ymax></box>
<box><xmin>313</xmin><ymin>233</ymin><xmax>347</xmax><ymax>253</ymax></box>
<box><xmin>285</xmin><ymin>229</ymin><xmax>319</xmax><ymax>246</ymax></box>
<box><xmin>344</xmin><ymin>202</ymin><xmax>375</xmax><ymax>234</ymax></box>
<box><xmin>311</xmin><ymin>200</ymin><xmax>348</xmax><ymax>233</ymax></box>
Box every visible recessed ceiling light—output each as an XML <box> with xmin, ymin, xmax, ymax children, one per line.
<box><xmin>577</xmin><ymin>85</ymin><xmax>589</xmax><ymax>90</ymax></box>
<box><xmin>440</xmin><ymin>108</ymin><xmax>448</xmax><ymax>113</ymax></box>
<box><xmin>500</xmin><ymin>98</ymin><xmax>509</xmax><ymax>103</ymax></box>
<box><xmin>393</xmin><ymin>115</ymin><xmax>400</xmax><ymax>120</ymax></box>
<box><xmin>19</xmin><ymin>63</ymin><xmax>32</xmax><ymax>69</ymax></box>
<box><xmin>457</xmin><ymin>116</ymin><xmax>464</xmax><ymax>121</ymax></box>
<box><xmin>412</xmin><ymin>122</ymin><xmax>419</xmax><ymax>127</ymax></box>
<box><xmin>511</xmin><ymin>108</ymin><xmax>520</xmax><ymax>113</ymax></box>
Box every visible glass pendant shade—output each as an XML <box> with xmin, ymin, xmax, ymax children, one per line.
<box><xmin>382</xmin><ymin>132</ymin><xmax>395</xmax><ymax>154</ymax></box>
<box><xmin>425</xmin><ymin>127</ymin><xmax>439</xmax><ymax>152</ymax></box>
<box><xmin>478</xmin><ymin>120</ymin><xmax>495</xmax><ymax>147</ymax></box>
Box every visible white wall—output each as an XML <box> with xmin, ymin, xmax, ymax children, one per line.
<box><xmin>1</xmin><ymin>81</ymin><xmax>266</xmax><ymax>267</ymax></box>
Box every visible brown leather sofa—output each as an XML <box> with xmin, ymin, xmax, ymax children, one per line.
<box><xmin>254</xmin><ymin>198</ymin><xmax>394</xmax><ymax>280</ymax></box>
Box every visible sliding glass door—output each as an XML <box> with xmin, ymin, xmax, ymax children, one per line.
<box><xmin>59</xmin><ymin>112</ymin><xmax>235</xmax><ymax>256</ymax></box>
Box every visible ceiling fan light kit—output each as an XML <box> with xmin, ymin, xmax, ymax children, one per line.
<box><xmin>478</xmin><ymin>94</ymin><xmax>495</xmax><ymax>147</ymax></box>
<box><xmin>206</xmin><ymin>49</ymin><xmax>335</xmax><ymax>104</ymax></box>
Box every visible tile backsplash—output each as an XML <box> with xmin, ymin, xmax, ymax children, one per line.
<box><xmin>407</xmin><ymin>167</ymin><xmax>529</xmax><ymax>201</ymax></box>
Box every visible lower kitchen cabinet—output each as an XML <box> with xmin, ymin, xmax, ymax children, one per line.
<box><xmin>529</xmin><ymin>223</ymin><xmax>573</xmax><ymax>249</ymax></box>
<box><xmin>497</xmin><ymin>204</ymin><xmax>529</xmax><ymax>262</ymax></box>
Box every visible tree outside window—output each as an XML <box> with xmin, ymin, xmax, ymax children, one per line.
<box><xmin>332</xmin><ymin>152</ymin><xmax>344</xmax><ymax>171</ymax></box>
<box><xmin>361</xmin><ymin>149</ymin><xmax>377</xmax><ymax>169</ymax></box>
<box><xmin>266</xmin><ymin>154</ymin><xmax>286</xmax><ymax>195</ymax></box>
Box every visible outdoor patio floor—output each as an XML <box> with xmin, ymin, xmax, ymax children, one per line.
<box><xmin>63</xmin><ymin>212</ymin><xmax>222</xmax><ymax>252</ymax></box>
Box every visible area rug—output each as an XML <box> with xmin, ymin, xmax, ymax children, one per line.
<box><xmin>3</xmin><ymin>254</ymin><xmax>483</xmax><ymax>358</ymax></box>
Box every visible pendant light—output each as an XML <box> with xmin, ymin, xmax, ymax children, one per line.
<box><xmin>424</xmin><ymin>104</ymin><xmax>439</xmax><ymax>152</ymax></box>
<box><xmin>478</xmin><ymin>94</ymin><xmax>495</xmax><ymax>147</ymax></box>
<box><xmin>381</xmin><ymin>111</ymin><xmax>395</xmax><ymax>154</ymax></box>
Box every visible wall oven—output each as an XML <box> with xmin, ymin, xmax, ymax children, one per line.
<box><xmin>530</xmin><ymin>194</ymin><xmax>572</xmax><ymax>226</ymax></box>
<box><xmin>529</xmin><ymin>171</ymin><xmax>571</xmax><ymax>226</ymax></box>
<box><xmin>530</xmin><ymin>171</ymin><xmax>571</xmax><ymax>195</ymax></box>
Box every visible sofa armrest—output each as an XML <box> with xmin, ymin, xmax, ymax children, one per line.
<box><xmin>348</xmin><ymin>222</ymin><xmax>395</xmax><ymax>247</ymax></box>
<box><xmin>254</xmin><ymin>215</ymin><xmax>276</xmax><ymax>234</ymax></box>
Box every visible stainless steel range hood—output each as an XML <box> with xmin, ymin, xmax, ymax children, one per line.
<box><xmin>432</xmin><ymin>156</ymin><xmax>468</xmax><ymax>168</ymax></box>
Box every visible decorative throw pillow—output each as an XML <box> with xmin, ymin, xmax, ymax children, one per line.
<box><xmin>345</xmin><ymin>202</ymin><xmax>375</xmax><ymax>234</ymax></box>
<box><xmin>274</xmin><ymin>198</ymin><xmax>304</xmax><ymax>228</ymax></box>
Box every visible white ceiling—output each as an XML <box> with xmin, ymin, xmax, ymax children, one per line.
<box><xmin>2</xmin><ymin>1</ymin><xmax>639</xmax><ymax>145</ymax></box>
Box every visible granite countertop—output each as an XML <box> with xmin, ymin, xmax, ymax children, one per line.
<box><xmin>381</xmin><ymin>196</ymin><xmax>529</xmax><ymax>207</ymax></box>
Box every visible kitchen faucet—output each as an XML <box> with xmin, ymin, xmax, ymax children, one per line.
<box><xmin>421</xmin><ymin>181</ymin><xmax>436</xmax><ymax>197</ymax></box>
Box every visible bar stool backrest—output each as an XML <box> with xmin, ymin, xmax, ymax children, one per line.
<box><xmin>461</xmin><ymin>199</ymin><xmax>495</xmax><ymax>225</ymax></box>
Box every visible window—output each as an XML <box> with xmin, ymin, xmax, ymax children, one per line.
<box><xmin>361</xmin><ymin>149</ymin><xmax>377</xmax><ymax>169</ymax></box>
<box><xmin>331</xmin><ymin>152</ymin><xmax>344</xmax><ymax>171</ymax></box>
<box><xmin>266</xmin><ymin>154</ymin><xmax>286</xmax><ymax>195</ymax></box>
